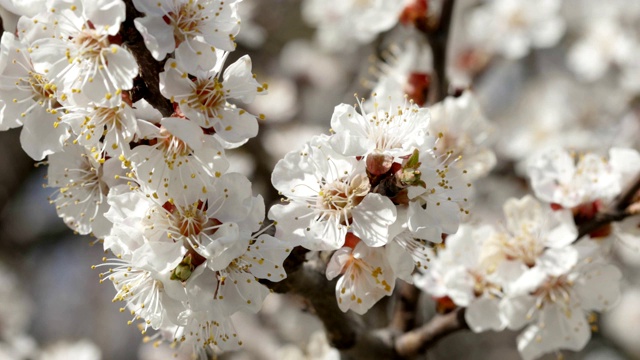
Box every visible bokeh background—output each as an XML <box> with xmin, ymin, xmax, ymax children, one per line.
<box><xmin>0</xmin><ymin>0</ymin><xmax>639</xmax><ymax>359</ymax></box>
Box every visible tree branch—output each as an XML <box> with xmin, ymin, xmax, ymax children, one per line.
<box><xmin>389</xmin><ymin>282</ymin><xmax>422</xmax><ymax>333</ymax></box>
<box><xmin>120</xmin><ymin>0</ymin><xmax>174</xmax><ymax>117</ymax></box>
<box><xmin>263</xmin><ymin>247</ymin><xmax>362</xmax><ymax>349</ymax></box>
<box><xmin>394</xmin><ymin>307</ymin><xmax>468</xmax><ymax>358</ymax></box>
<box><xmin>420</xmin><ymin>0</ymin><xmax>456</xmax><ymax>103</ymax></box>
<box><xmin>576</xmin><ymin>172</ymin><xmax>640</xmax><ymax>240</ymax></box>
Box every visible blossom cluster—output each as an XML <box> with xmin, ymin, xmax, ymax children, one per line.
<box><xmin>0</xmin><ymin>0</ymin><xmax>292</xmax><ymax>356</ymax></box>
<box><xmin>269</xmin><ymin>90</ymin><xmax>496</xmax><ymax>314</ymax></box>
<box><xmin>0</xmin><ymin>0</ymin><xmax>639</xmax><ymax>359</ymax></box>
<box><xmin>417</xmin><ymin>146</ymin><xmax>640</xmax><ymax>359</ymax></box>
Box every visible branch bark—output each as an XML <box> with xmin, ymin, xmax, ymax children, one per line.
<box><xmin>394</xmin><ymin>307</ymin><xmax>468</xmax><ymax>358</ymax></box>
<box><xmin>576</xmin><ymin>172</ymin><xmax>640</xmax><ymax>240</ymax></box>
<box><xmin>263</xmin><ymin>247</ymin><xmax>362</xmax><ymax>350</ymax></box>
<box><xmin>120</xmin><ymin>0</ymin><xmax>174</xmax><ymax>117</ymax></box>
<box><xmin>420</xmin><ymin>0</ymin><xmax>456</xmax><ymax>103</ymax></box>
<box><xmin>389</xmin><ymin>282</ymin><xmax>422</xmax><ymax>333</ymax></box>
<box><xmin>340</xmin><ymin>307</ymin><xmax>469</xmax><ymax>359</ymax></box>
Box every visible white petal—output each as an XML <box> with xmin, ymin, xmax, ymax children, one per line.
<box><xmin>213</xmin><ymin>107</ymin><xmax>259</xmax><ymax>144</ymax></box>
<box><xmin>351</xmin><ymin>193</ymin><xmax>397</xmax><ymax>247</ymax></box>
<box><xmin>499</xmin><ymin>294</ymin><xmax>536</xmax><ymax>330</ymax></box>
<box><xmin>245</xmin><ymin>234</ymin><xmax>292</xmax><ymax>282</ymax></box>
<box><xmin>133</xmin><ymin>16</ymin><xmax>175</xmax><ymax>61</ymax></box>
<box><xmin>175</xmin><ymin>39</ymin><xmax>219</xmax><ymax>76</ymax></box>
<box><xmin>574</xmin><ymin>263</ymin><xmax>622</xmax><ymax>311</ymax></box>
<box><xmin>517</xmin><ymin>304</ymin><xmax>590</xmax><ymax>360</ymax></box>
<box><xmin>536</xmin><ymin>246</ymin><xmax>578</xmax><ymax>276</ymax></box>
<box><xmin>218</xmin><ymin>270</ymin><xmax>269</xmax><ymax>314</ymax></box>
<box><xmin>465</xmin><ymin>297</ymin><xmax>505</xmax><ymax>332</ymax></box>
<box><xmin>20</xmin><ymin>110</ymin><xmax>68</xmax><ymax>160</ymax></box>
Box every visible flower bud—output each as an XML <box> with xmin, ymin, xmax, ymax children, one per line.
<box><xmin>366</xmin><ymin>151</ymin><xmax>394</xmax><ymax>175</ymax></box>
<box><xmin>170</xmin><ymin>254</ymin><xmax>194</xmax><ymax>281</ymax></box>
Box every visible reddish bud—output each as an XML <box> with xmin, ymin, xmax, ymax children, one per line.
<box><xmin>121</xmin><ymin>91</ymin><xmax>133</xmax><ymax>106</ymax></box>
<box><xmin>366</xmin><ymin>152</ymin><xmax>394</xmax><ymax>176</ymax></box>
<box><xmin>404</xmin><ymin>72</ymin><xmax>430</xmax><ymax>106</ymax></box>
<box><xmin>400</xmin><ymin>0</ymin><xmax>428</xmax><ymax>26</ymax></box>
<box><xmin>434</xmin><ymin>296</ymin><xmax>456</xmax><ymax>314</ymax></box>
<box><xmin>344</xmin><ymin>233</ymin><xmax>361</xmax><ymax>249</ymax></box>
<box><xmin>550</xmin><ymin>203</ymin><xmax>564</xmax><ymax>211</ymax></box>
<box><xmin>455</xmin><ymin>48</ymin><xmax>490</xmax><ymax>76</ymax></box>
<box><xmin>572</xmin><ymin>200</ymin><xmax>601</xmax><ymax>224</ymax></box>
<box><xmin>589</xmin><ymin>223</ymin><xmax>612</xmax><ymax>239</ymax></box>
<box><xmin>172</xmin><ymin>103</ymin><xmax>187</xmax><ymax>118</ymax></box>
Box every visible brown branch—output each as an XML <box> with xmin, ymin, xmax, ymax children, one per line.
<box><xmin>419</xmin><ymin>0</ymin><xmax>456</xmax><ymax>103</ymax></box>
<box><xmin>576</xmin><ymin>172</ymin><xmax>640</xmax><ymax>240</ymax></box>
<box><xmin>120</xmin><ymin>0</ymin><xmax>174</xmax><ymax>117</ymax></box>
<box><xmin>262</xmin><ymin>247</ymin><xmax>362</xmax><ymax>349</ymax></box>
<box><xmin>389</xmin><ymin>281</ymin><xmax>422</xmax><ymax>333</ymax></box>
<box><xmin>615</xmin><ymin>173</ymin><xmax>640</xmax><ymax>212</ymax></box>
<box><xmin>337</xmin><ymin>307</ymin><xmax>469</xmax><ymax>360</ymax></box>
<box><xmin>394</xmin><ymin>307</ymin><xmax>468</xmax><ymax>358</ymax></box>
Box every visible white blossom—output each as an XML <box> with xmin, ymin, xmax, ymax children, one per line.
<box><xmin>160</xmin><ymin>56</ymin><xmax>265</xmax><ymax>146</ymax></box>
<box><xmin>270</xmin><ymin>135</ymin><xmax>397</xmax><ymax>250</ymax></box>
<box><xmin>326</xmin><ymin>241</ymin><xmax>396</xmax><ymax>315</ymax></box>
<box><xmin>47</xmin><ymin>143</ymin><xmax>125</xmax><ymax>238</ymax></box>
<box><xmin>22</xmin><ymin>0</ymin><xmax>138</xmax><ymax>106</ymax></box>
<box><xmin>302</xmin><ymin>0</ymin><xmax>407</xmax><ymax>51</ymax></box>
<box><xmin>502</xmin><ymin>261</ymin><xmax>621</xmax><ymax>360</ymax></box>
<box><xmin>428</xmin><ymin>92</ymin><xmax>496</xmax><ymax>180</ymax></box>
<box><xmin>467</xmin><ymin>0</ymin><xmax>565</xmax><ymax>59</ymax></box>
<box><xmin>329</xmin><ymin>98</ymin><xmax>430</xmax><ymax>159</ymax></box>
<box><xmin>126</xmin><ymin>116</ymin><xmax>228</xmax><ymax>202</ymax></box>
<box><xmin>0</xmin><ymin>32</ymin><xmax>69</xmax><ymax>160</ymax></box>
<box><xmin>132</xmin><ymin>0</ymin><xmax>240</xmax><ymax>74</ymax></box>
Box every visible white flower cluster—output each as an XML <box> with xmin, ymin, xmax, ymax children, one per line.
<box><xmin>269</xmin><ymin>93</ymin><xmax>479</xmax><ymax>314</ymax></box>
<box><xmin>0</xmin><ymin>0</ymin><xmax>291</xmax><ymax>356</ymax></box>
<box><xmin>301</xmin><ymin>0</ymin><xmax>408</xmax><ymax>51</ymax></box>
<box><xmin>417</xmin><ymin>146</ymin><xmax>640</xmax><ymax>360</ymax></box>
<box><xmin>467</xmin><ymin>0</ymin><xmax>566</xmax><ymax>59</ymax></box>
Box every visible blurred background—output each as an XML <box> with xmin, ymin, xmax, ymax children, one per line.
<box><xmin>0</xmin><ymin>0</ymin><xmax>639</xmax><ymax>359</ymax></box>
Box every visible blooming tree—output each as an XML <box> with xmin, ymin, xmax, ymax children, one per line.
<box><xmin>0</xmin><ymin>0</ymin><xmax>640</xmax><ymax>359</ymax></box>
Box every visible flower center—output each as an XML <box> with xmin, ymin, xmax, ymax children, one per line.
<box><xmin>318</xmin><ymin>174</ymin><xmax>370</xmax><ymax>221</ymax></box>
<box><xmin>192</xmin><ymin>79</ymin><xmax>225</xmax><ymax>118</ymax></box>
<box><xmin>158</xmin><ymin>127</ymin><xmax>192</xmax><ymax>158</ymax></box>
<box><xmin>484</xmin><ymin>231</ymin><xmax>542</xmax><ymax>268</ymax></box>
<box><xmin>72</xmin><ymin>29</ymin><xmax>109</xmax><ymax>61</ymax></box>
<box><xmin>25</xmin><ymin>72</ymin><xmax>57</xmax><ymax>102</ymax></box>
<box><xmin>533</xmin><ymin>275</ymin><xmax>574</xmax><ymax>309</ymax></box>
<box><xmin>177</xmin><ymin>207</ymin><xmax>207</xmax><ymax>237</ymax></box>
<box><xmin>167</xmin><ymin>3</ymin><xmax>205</xmax><ymax>43</ymax></box>
<box><xmin>80</xmin><ymin>106</ymin><xmax>125</xmax><ymax>140</ymax></box>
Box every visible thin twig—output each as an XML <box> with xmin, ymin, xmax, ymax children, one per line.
<box><xmin>394</xmin><ymin>307</ymin><xmax>468</xmax><ymax>358</ymax></box>
<box><xmin>576</xmin><ymin>172</ymin><xmax>640</xmax><ymax>240</ymax></box>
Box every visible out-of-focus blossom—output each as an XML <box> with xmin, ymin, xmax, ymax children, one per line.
<box><xmin>603</xmin><ymin>287</ymin><xmax>640</xmax><ymax>358</ymax></box>
<box><xmin>302</xmin><ymin>0</ymin><xmax>407</xmax><ymax>51</ymax></box>
<box><xmin>467</xmin><ymin>0</ymin><xmax>565</xmax><ymax>59</ymax></box>
<box><xmin>38</xmin><ymin>339</ymin><xmax>101</xmax><ymax>360</ymax></box>
<box><xmin>429</xmin><ymin>91</ymin><xmax>496</xmax><ymax>180</ymax></box>
<box><xmin>277</xmin><ymin>330</ymin><xmax>340</xmax><ymax>360</ymax></box>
